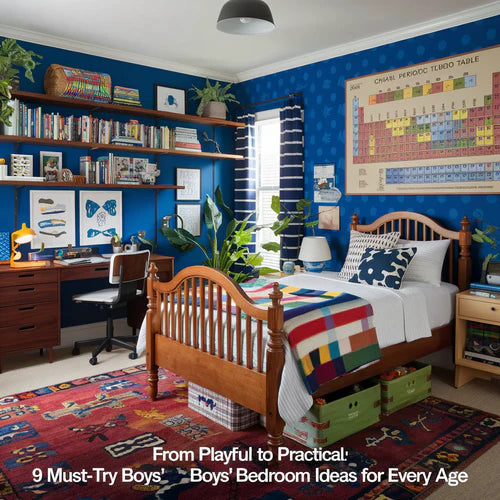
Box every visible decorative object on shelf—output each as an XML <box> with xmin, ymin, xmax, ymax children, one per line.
<box><xmin>176</xmin><ymin>167</ymin><xmax>201</xmax><ymax>200</ymax></box>
<box><xmin>113</xmin><ymin>86</ymin><xmax>141</xmax><ymax>106</ymax></box>
<box><xmin>44</xmin><ymin>64</ymin><xmax>112</xmax><ymax>103</ymax></box>
<box><xmin>10</xmin><ymin>153</ymin><xmax>33</xmax><ymax>176</ymax></box>
<box><xmin>110</xmin><ymin>234</ymin><xmax>123</xmax><ymax>253</ymax></box>
<box><xmin>79</xmin><ymin>191</ymin><xmax>122</xmax><ymax>246</ymax></box>
<box><xmin>140</xmin><ymin>163</ymin><xmax>160</xmax><ymax>185</ymax></box>
<box><xmin>313</xmin><ymin>163</ymin><xmax>342</xmax><ymax>203</ymax></box>
<box><xmin>0</xmin><ymin>38</ymin><xmax>42</xmax><ymax>127</ymax></box>
<box><xmin>298</xmin><ymin>236</ymin><xmax>332</xmax><ymax>272</ymax></box>
<box><xmin>60</xmin><ymin>168</ymin><xmax>73</xmax><ymax>183</ymax></box>
<box><xmin>0</xmin><ymin>231</ymin><xmax>10</xmax><ymax>263</ymax></box>
<box><xmin>72</xmin><ymin>175</ymin><xmax>86</xmax><ymax>185</ymax></box>
<box><xmin>282</xmin><ymin>260</ymin><xmax>295</xmax><ymax>275</ymax></box>
<box><xmin>40</xmin><ymin>151</ymin><xmax>62</xmax><ymax>180</ymax></box>
<box><xmin>154</xmin><ymin>84</ymin><xmax>186</xmax><ymax>114</ymax></box>
<box><xmin>189</xmin><ymin>79</ymin><xmax>239</xmax><ymax>118</ymax></box>
<box><xmin>217</xmin><ymin>0</ymin><xmax>275</xmax><ymax>35</ymax></box>
<box><xmin>10</xmin><ymin>223</ymin><xmax>49</xmax><ymax>268</ymax></box>
<box><xmin>30</xmin><ymin>190</ymin><xmax>76</xmax><ymax>249</ymax></box>
<box><xmin>202</xmin><ymin>131</ymin><xmax>221</xmax><ymax>153</ymax></box>
<box><xmin>176</xmin><ymin>204</ymin><xmax>201</xmax><ymax>237</ymax></box>
<box><xmin>472</xmin><ymin>221</ymin><xmax>498</xmax><ymax>283</ymax></box>
<box><xmin>0</xmin><ymin>158</ymin><xmax>6</xmax><ymax>179</ymax></box>
<box><xmin>318</xmin><ymin>206</ymin><xmax>340</xmax><ymax>230</ymax></box>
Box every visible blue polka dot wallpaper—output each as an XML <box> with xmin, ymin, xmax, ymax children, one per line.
<box><xmin>235</xmin><ymin>15</ymin><xmax>500</xmax><ymax>279</ymax></box>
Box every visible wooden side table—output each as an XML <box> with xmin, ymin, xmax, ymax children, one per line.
<box><xmin>454</xmin><ymin>290</ymin><xmax>500</xmax><ymax>387</ymax></box>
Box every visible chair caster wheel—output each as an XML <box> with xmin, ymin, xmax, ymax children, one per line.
<box><xmin>106</xmin><ymin>346</ymin><xmax>112</xmax><ymax>352</ymax></box>
<box><xmin>89</xmin><ymin>357</ymin><xmax>98</xmax><ymax>365</ymax></box>
<box><xmin>129</xmin><ymin>352</ymin><xmax>138</xmax><ymax>360</ymax></box>
<box><xmin>72</xmin><ymin>347</ymin><xmax>80</xmax><ymax>356</ymax></box>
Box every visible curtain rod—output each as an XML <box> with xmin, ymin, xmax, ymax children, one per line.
<box><xmin>237</xmin><ymin>91</ymin><xmax>302</xmax><ymax>110</ymax></box>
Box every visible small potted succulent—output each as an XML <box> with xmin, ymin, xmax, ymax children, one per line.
<box><xmin>189</xmin><ymin>79</ymin><xmax>239</xmax><ymax>119</ymax></box>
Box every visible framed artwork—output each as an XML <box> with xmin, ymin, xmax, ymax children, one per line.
<box><xmin>79</xmin><ymin>191</ymin><xmax>122</xmax><ymax>245</ymax></box>
<box><xmin>313</xmin><ymin>163</ymin><xmax>342</xmax><ymax>203</ymax></box>
<box><xmin>40</xmin><ymin>151</ymin><xmax>62</xmax><ymax>181</ymax></box>
<box><xmin>155</xmin><ymin>84</ymin><xmax>186</xmax><ymax>114</ymax></box>
<box><xmin>318</xmin><ymin>206</ymin><xmax>340</xmax><ymax>230</ymax></box>
<box><xmin>176</xmin><ymin>167</ymin><xmax>201</xmax><ymax>200</ymax></box>
<box><xmin>177</xmin><ymin>204</ymin><xmax>201</xmax><ymax>236</ymax></box>
<box><xmin>10</xmin><ymin>154</ymin><xmax>33</xmax><ymax>177</ymax></box>
<box><xmin>30</xmin><ymin>190</ymin><xmax>76</xmax><ymax>249</ymax></box>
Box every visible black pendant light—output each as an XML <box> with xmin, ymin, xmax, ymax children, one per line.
<box><xmin>217</xmin><ymin>0</ymin><xmax>275</xmax><ymax>35</ymax></box>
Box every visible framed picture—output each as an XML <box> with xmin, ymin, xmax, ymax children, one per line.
<box><xmin>79</xmin><ymin>191</ymin><xmax>123</xmax><ymax>245</ymax></box>
<box><xmin>30</xmin><ymin>190</ymin><xmax>76</xmax><ymax>248</ymax></box>
<box><xmin>176</xmin><ymin>167</ymin><xmax>201</xmax><ymax>200</ymax></box>
<box><xmin>10</xmin><ymin>154</ymin><xmax>33</xmax><ymax>177</ymax></box>
<box><xmin>40</xmin><ymin>151</ymin><xmax>62</xmax><ymax>181</ymax></box>
<box><xmin>177</xmin><ymin>204</ymin><xmax>201</xmax><ymax>236</ymax></box>
<box><xmin>318</xmin><ymin>206</ymin><xmax>340</xmax><ymax>230</ymax></box>
<box><xmin>155</xmin><ymin>84</ymin><xmax>186</xmax><ymax>114</ymax></box>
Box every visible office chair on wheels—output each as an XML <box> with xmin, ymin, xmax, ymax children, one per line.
<box><xmin>71</xmin><ymin>250</ymin><xmax>150</xmax><ymax>365</ymax></box>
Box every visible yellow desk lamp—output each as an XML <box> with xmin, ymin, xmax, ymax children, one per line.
<box><xmin>10</xmin><ymin>223</ymin><xmax>48</xmax><ymax>268</ymax></box>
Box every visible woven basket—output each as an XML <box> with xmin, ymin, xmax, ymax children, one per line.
<box><xmin>44</xmin><ymin>64</ymin><xmax>112</xmax><ymax>103</ymax></box>
<box><xmin>72</xmin><ymin>175</ymin><xmax>86</xmax><ymax>184</ymax></box>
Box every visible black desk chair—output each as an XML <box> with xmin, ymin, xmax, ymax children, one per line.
<box><xmin>72</xmin><ymin>250</ymin><xmax>150</xmax><ymax>365</ymax></box>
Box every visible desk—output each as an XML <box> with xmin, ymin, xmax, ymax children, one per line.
<box><xmin>0</xmin><ymin>254</ymin><xmax>173</xmax><ymax>372</ymax></box>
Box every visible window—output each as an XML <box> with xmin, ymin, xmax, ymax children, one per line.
<box><xmin>255</xmin><ymin>110</ymin><xmax>280</xmax><ymax>269</ymax></box>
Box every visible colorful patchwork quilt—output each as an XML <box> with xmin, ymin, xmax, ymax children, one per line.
<box><xmin>241</xmin><ymin>279</ymin><xmax>381</xmax><ymax>394</ymax></box>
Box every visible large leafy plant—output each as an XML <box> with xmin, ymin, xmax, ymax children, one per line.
<box><xmin>161</xmin><ymin>187</ymin><xmax>277</xmax><ymax>282</ymax></box>
<box><xmin>0</xmin><ymin>38</ymin><xmax>42</xmax><ymax>125</ymax></box>
<box><xmin>189</xmin><ymin>79</ymin><xmax>239</xmax><ymax>116</ymax></box>
<box><xmin>472</xmin><ymin>222</ymin><xmax>498</xmax><ymax>282</ymax></box>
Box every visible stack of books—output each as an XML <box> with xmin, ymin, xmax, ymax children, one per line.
<box><xmin>173</xmin><ymin>127</ymin><xmax>201</xmax><ymax>152</ymax></box>
<box><xmin>79</xmin><ymin>156</ymin><xmax>98</xmax><ymax>184</ymax></box>
<box><xmin>464</xmin><ymin>321</ymin><xmax>500</xmax><ymax>367</ymax></box>
<box><xmin>113</xmin><ymin>86</ymin><xmax>141</xmax><ymax>106</ymax></box>
<box><xmin>469</xmin><ymin>282</ymin><xmax>500</xmax><ymax>299</ymax></box>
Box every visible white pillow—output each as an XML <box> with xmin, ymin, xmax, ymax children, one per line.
<box><xmin>338</xmin><ymin>230</ymin><xmax>400</xmax><ymax>280</ymax></box>
<box><xmin>396</xmin><ymin>239</ymin><xmax>450</xmax><ymax>285</ymax></box>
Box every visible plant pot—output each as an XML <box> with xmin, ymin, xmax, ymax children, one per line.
<box><xmin>202</xmin><ymin>101</ymin><xmax>227</xmax><ymax>120</ymax></box>
<box><xmin>282</xmin><ymin>260</ymin><xmax>295</xmax><ymax>275</ymax></box>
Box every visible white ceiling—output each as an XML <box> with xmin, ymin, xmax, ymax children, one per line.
<box><xmin>0</xmin><ymin>0</ymin><xmax>499</xmax><ymax>82</ymax></box>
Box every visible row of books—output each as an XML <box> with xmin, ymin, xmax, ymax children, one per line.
<box><xmin>3</xmin><ymin>99</ymin><xmax>202</xmax><ymax>152</ymax></box>
<box><xmin>465</xmin><ymin>321</ymin><xmax>499</xmax><ymax>367</ymax></box>
<box><xmin>79</xmin><ymin>154</ymin><xmax>152</xmax><ymax>185</ymax></box>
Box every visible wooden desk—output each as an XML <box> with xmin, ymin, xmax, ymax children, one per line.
<box><xmin>0</xmin><ymin>254</ymin><xmax>173</xmax><ymax>372</ymax></box>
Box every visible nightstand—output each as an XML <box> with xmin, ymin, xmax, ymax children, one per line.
<box><xmin>454</xmin><ymin>290</ymin><xmax>500</xmax><ymax>387</ymax></box>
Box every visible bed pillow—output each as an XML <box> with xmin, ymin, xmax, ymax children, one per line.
<box><xmin>349</xmin><ymin>247</ymin><xmax>417</xmax><ymax>289</ymax></box>
<box><xmin>338</xmin><ymin>230</ymin><xmax>400</xmax><ymax>280</ymax></box>
<box><xmin>396</xmin><ymin>238</ymin><xmax>450</xmax><ymax>285</ymax></box>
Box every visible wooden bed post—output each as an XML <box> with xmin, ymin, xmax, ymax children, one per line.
<box><xmin>458</xmin><ymin>216</ymin><xmax>472</xmax><ymax>291</ymax></box>
<box><xmin>351</xmin><ymin>213</ymin><xmax>359</xmax><ymax>230</ymax></box>
<box><xmin>266</xmin><ymin>282</ymin><xmax>285</xmax><ymax>464</ymax></box>
<box><xmin>146</xmin><ymin>263</ymin><xmax>160</xmax><ymax>401</ymax></box>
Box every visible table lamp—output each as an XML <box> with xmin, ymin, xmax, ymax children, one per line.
<box><xmin>10</xmin><ymin>223</ymin><xmax>48</xmax><ymax>268</ymax></box>
<box><xmin>298</xmin><ymin>236</ymin><xmax>332</xmax><ymax>272</ymax></box>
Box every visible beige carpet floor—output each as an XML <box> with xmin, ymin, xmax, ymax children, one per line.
<box><xmin>1</xmin><ymin>345</ymin><xmax>498</xmax><ymax>499</ymax></box>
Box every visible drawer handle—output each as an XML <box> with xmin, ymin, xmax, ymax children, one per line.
<box><xmin>95</xmin><ymin>267</ymin><xmax>108</xmax><ymax>272</ymax></box>
<box><xmin>18</xmin><ymin>305</ymin><xmax>36</xmax><ymax>311</ymax></box>
<box><xmin>19</xmin><ymin>325</ymin><xmax>35</xmax><ymax>331</ymax></box>
<box><xmin>18</xmin><ymin>273</ymin><xmax>35</xmax><ymax>278</ymax></box>
<box><xmin>492</xmin><ymin>306</ymin><xmax>497</xmax><ymax>311</ymax></box>
<box><xmin>18</xmin><ymin>287</ymin><xmax>35</xmax><ymax>292</ymax></box>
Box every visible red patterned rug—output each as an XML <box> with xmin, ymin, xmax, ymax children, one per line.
<box><xmin>0</xmin><ymin>365</ymin><xmax>498</xmax><ymax>499</ymax></box>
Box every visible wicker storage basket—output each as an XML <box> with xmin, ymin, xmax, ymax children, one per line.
<box><xmin>44</xmin><ymin>64</ymin><xmax>112</xmax><ymax>103</ymax></box>
<box><xmin>72</xmin><ymin>175</ymin><xmax>86</xmax><ymax>185</ymax></box>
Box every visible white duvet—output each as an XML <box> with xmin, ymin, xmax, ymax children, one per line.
<box><xmin>136</xmin><ymin>272</ymin><xmax>457</xmax><ymax>425</ymax></box>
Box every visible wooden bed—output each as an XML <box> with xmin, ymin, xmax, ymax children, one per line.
<box><xmin>146</xmin><ymin>211</ymin><xmax>472</xmax><ymax>457</ymax></box>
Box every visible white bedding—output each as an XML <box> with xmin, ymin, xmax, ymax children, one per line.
<box><xmin>136</xmin><ymin>272</ymin><xmax>457</xmax><ymax>425</ymax></box>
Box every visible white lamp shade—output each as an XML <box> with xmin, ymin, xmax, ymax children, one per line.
<box><xmin>298</xmin><ymin>236</ymin><xmax>332</xmax><ymax>262</ymax></box>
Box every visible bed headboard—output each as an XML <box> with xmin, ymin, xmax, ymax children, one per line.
<box><xmin>350</xmin><ymin>211</ymin><xmax>472</xmax><ymax>290</ymax></box>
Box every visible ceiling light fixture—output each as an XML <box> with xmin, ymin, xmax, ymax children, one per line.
<box><xmin>217</xmin><ymin>0</ymin><xmax>275</xmax><ymax>35</ymax></box>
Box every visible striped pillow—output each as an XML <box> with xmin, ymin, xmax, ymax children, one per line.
<box><xmin>338</xmin><ymin>230</ymin><xmax>400</xmax><ymax>280</ymax></box>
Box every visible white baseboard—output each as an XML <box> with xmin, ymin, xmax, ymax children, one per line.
<box><xmin>57</xmin><ymin>318</ymin><xmax>131</xmax><ymax>349</ymax></box>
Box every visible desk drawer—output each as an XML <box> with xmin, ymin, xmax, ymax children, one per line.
<box><xmin>59</xmin><ymin>264</ymin><xmax>109</xmax><ymax>281</ymax></box>
<box><xmin>1</xmin><ymin>269</ymin><xmax>58</xmax><ymax>287</ymax></box>
<box><xmin>0</xmin><ymin>283</ymin><xmax>58</xmax><ymax>307</ymax></box>
<box><xmin>459</xmin><ymin>296</ymin><xmax>500</xmax><ymax>323</ymax></box>
<box><xmin>0</xmin><ymin>302</ymin><xmax>58</xmax><ymax>328</ymax></box>
<box><xmin>0</xmin><ymin>323</ymin><xmax>59</xmax><ymax>352</ymax></box>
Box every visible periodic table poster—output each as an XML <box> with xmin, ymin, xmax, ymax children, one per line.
<box><xmin>345</xmin><ymin>45</ymin><xmax>500</xmax><ymax>195</ymax></box>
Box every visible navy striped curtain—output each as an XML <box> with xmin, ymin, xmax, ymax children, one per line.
<box><xmin>234</xmin><ymin>113</ymin><xmax>257</xmax><ymax>257</ymax></box>
<box><xmin>279</xmin><ymin>97</ymin><xmax>304</xmax><ymax>263</ymax></box>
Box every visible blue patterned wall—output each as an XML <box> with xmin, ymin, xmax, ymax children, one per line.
<box><xmin>236</xmin><ymin>15</ymin><xmax>500</xmax><ymax>279</ymax></box>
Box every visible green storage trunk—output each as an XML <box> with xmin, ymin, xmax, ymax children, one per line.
<box><xmin>284</xmin><ymin>381</ymin><xmax>381</xmax><ymax>448</ymax></box>
<box><xmin>380</xmin><ymin>362</ymin><xmax>431</xmax><ymax>415</ymax></box>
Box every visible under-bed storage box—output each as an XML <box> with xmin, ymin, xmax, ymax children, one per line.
<box><xmin>284</xmin><ymin>381</ymin><xmax>381</xmax><ymax>448</ymax></box>
<box><xmin>380</xmin><ymin>362</ymin><xmax>432</xmax><ymax>415</ymax></box>
<box><xmin>188</xmin><ymin>382</ymin><xmax>259</xmax><ymax>431</ymax></box>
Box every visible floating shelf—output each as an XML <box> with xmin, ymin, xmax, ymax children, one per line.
<box><xmin>0</xmin><ymin>180</ymin><xmax>183</xmax><ymax>189</ymax></box>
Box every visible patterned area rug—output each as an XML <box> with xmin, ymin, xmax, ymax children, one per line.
<box><xmin>0</xmin><ymin>365</ymin><xmax>498</xmax><ymax>499</ymax></box>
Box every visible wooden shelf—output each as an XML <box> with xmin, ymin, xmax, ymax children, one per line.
<box><xmin>11</xmin><ymin>90</ymin><xmax>245</xmax><ymax>128</ymax></box>
<box><xmin>455</xmin><ymin>357</ymin><xmax>500</xmax><ymax>376</ymax></box>
<box><xmin>0</xmin><ymin>135</ymin><xmax>242</xmax><ymax>161</ymax></box>
<box><xmin>0</xmin><ymin>180</ymin><xmax>183</xmax><ymax>189</ymax></box>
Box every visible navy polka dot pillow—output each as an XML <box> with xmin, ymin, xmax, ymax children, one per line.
<box><xmin>349</xmin><ymin>247</ymin><xmax>417</xmax><ymax>289</ymax></box>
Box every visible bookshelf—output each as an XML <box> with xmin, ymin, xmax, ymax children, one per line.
<box><xmin>0</xmin><ymin>180</ymin><xmax>182</xmax><ymax>189</ymax></box>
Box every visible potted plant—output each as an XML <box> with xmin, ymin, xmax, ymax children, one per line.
<box><xmin>472</xmin><ymin>222</ymin><xmax>498</xmax><ymax>283</ymax></box>
<box><xmin>0</xmin><ymin>38</ymin><xmax>42</xmax><ymax>127</ymax></box>
<box><xmin>189</xmin><ymin>79</ymin><xmax>239</xmax><ymax>119</ymax></box>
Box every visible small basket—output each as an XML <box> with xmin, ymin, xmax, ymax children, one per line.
<box><xmin>72</xmin><ymin>175</ymin><xmax>86</xmax><ymax>185</ymax></box>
